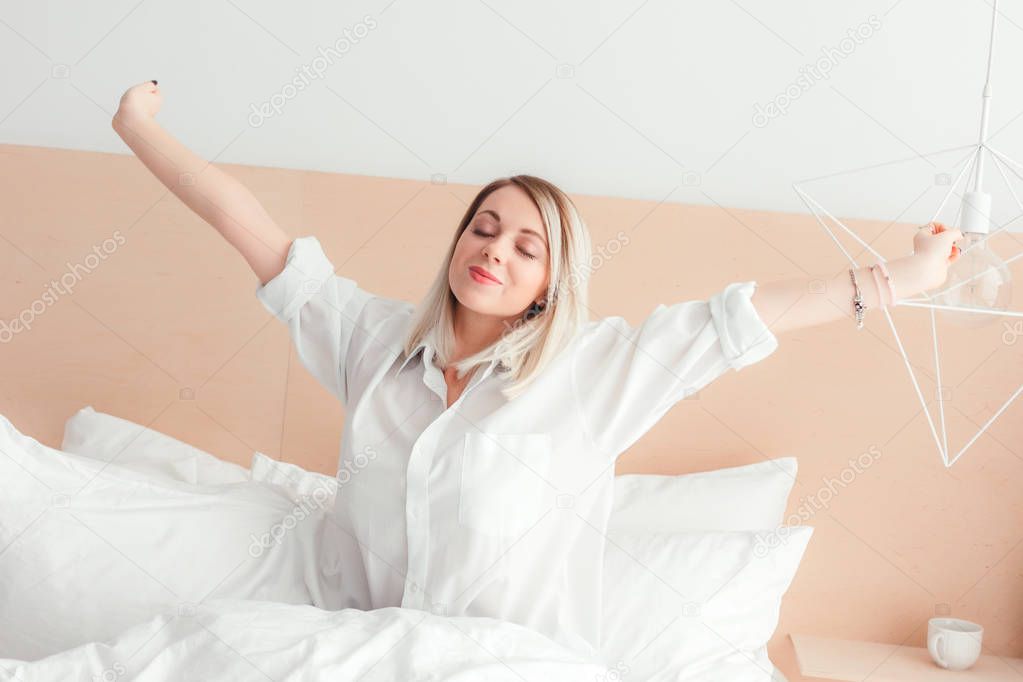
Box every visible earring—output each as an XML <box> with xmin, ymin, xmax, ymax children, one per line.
<box><xmin>525</xmin><ymin>300</ymin><xmax>546</xmax><ymax>319</ymax></box>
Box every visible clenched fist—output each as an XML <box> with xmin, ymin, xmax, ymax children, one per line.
<box><xmin>113</xmin><ymin>80</ymin><xmax>162</xmax><ymax>126</ymax></box>
<box><xmin>912</xmin><ymin>221</ymin><xmax>963</xmax><ymax>291</ymax></box>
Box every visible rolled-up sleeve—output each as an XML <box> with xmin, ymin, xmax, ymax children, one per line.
<box><xmin>255</xmin><ymin>236</ymin><xmax>375</xmax><ymax>408</ymax></box>
<box><xmin>572</xmin><ymin>280</ymin><xmax>778</xmax><ymax>459</ymax></box>
<box><xmin>708</xmin><ymin>280</ymin><xmax>778</xmax><ymax>371</ymax></box>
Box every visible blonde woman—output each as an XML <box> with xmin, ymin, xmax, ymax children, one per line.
<box><xmin>112</xmin><ymin>80</ymin><xmax>962</xmax><ymax>656</ymax></box>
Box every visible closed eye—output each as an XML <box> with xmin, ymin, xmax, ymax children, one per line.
<box><xmin>472</xmin><ymin>228</ymin><xmax>538</xmax><ymax>260</ymax></box>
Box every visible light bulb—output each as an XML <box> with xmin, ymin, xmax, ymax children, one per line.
<box><xmin>932</xmin><ymin>232</ymin><xmax>1012</xmax><ymax>328</ymax></box>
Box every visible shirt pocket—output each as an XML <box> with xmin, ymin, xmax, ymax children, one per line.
<box><xmin>458</xmin><ymin>432</ymin><xmax>553</xmax><ymax>538</ymax></box>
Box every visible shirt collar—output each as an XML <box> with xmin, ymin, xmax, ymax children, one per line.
<box><xmin>397</xmin><ymin>340</ymin><xmax>430</xmax><ymax>376</ymax></box>
<box><xmin>396</xmin><ymin>338</ymin><xmax>506</xmax><ymax>381</ymax></box>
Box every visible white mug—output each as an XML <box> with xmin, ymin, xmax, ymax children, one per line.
<box><xmin>927</xmin><ymin>617</ymin><xmax>983</xmax><ymax>670</ymax></box>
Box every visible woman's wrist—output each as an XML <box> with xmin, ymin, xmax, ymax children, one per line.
<box><xmin>868</xmin><ymin>264</ymin><xmax>889</xmax><ymax>306</ymax></box>
<box><xmin>884</xmin><ymin>254</ymin><xmax>934</xmax><ymax>300</ymax></box>
<box><xmin>111</xmin><ymin>111</ymin><xmax>155</xmax><ymax>136</ymax></box>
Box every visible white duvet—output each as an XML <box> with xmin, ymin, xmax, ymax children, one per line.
<box><xmin>0</xmin><ymin>598</ymin><xmax>610</xmax><ymax>681</ymax></box>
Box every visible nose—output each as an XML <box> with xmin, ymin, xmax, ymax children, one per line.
<box><xmin>482</xmin><ymin>238</ymin><xmax>507</xmax><ymax>264</ymax></box>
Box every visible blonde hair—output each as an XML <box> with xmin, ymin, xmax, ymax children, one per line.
<box><xmin>402</xmin><ymin>175</ymin><xmax>593</xmax><ymax>401</ymax></box>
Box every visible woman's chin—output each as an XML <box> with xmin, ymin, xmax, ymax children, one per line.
<box><xmin>453</xmin><ymin>291</ymin><xmax>507</xmax><ymax>316</ymax></box>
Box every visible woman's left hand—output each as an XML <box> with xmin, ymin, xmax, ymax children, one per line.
<box><xmin>911</xmin><ymin>221</ymin><xmax>963</xmax><ymax>290</ymax></box>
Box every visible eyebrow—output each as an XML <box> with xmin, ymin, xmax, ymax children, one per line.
<box><xmin>476</xmin><ymin>209</ymin><xmax>548</xmax><ymax>246</ymax></box>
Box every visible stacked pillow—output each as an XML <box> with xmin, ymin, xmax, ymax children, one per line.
<box><xmin>59</xmin><ymin>407</ymin><xmax>371</xmax><ymax>613</ymax></box>
<box><xmin>60</xmin><ymin>405</ymin><xmax>251</xmax><ymax>484</ymax></box>
<box><xmin>20</xmin><ymin>406</ymin><xmax>809</xmax><ymax>679</ymax></box>
<box><xmin>605</xmin><ymin>459</ymin><xmax>807</xmax><ymax>680</ymax></box>
<box><xmin>0</xmin><ymin>410</ymin><xmax>327</xmax><ymax>660</ymax></box>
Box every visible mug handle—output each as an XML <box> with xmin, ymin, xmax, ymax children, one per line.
<box><xmin>934</xmin><ymin>633</ymin><xmax>947</xmax><ymax>667</ymax></box>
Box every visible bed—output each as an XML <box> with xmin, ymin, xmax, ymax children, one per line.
<box><xmin>0</xmin><ymin>406</ymin><xmax>809</xmax><ymax>681</ymax></box>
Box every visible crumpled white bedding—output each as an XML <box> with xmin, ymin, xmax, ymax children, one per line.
<box><xmin>2</xmin><ymin>407</ymin><xmax>805</xmax><ymax>681</ymax></box>
<box><xmin>0</xmin><ymin>598</ymin><xmax>611</xmax><ymax>681</ymax></box>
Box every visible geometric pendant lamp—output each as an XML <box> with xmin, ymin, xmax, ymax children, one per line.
<box><xmin>792</xmin><ymin>0</ymin><xmax>1022</xmax><ymax>467</ymax></box>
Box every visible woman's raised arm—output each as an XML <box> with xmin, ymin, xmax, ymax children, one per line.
<box><xmin>111</xmin><ymin>81</ymin><xmax>292</xmax><ymax>285</ymax></box>
<box><xmin>750</xmin><ymin>222</ymin><xmax>962</xmax><ymax>336</ymax></box>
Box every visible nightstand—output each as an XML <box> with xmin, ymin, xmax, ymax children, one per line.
<box><xmin>790</xmin><ymin>634</ymin><xmax>1023</xmax><ymax>681</ymax></box>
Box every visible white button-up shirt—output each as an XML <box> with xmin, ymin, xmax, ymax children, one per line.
<box><xmin>255</xmin><ymin>235</ymin><xmax>779</xmax><ymax>657</ymax></box>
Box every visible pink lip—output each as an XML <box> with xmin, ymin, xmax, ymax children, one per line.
<box><xmin>469</xmin><ymin>266</ymin><xmax>502</xmax><ymax>285</ymax></box>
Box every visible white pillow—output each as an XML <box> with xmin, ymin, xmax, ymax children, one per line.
<box><xmin>251</xmin><ymin>451</ymin><xmax>336</xmax><ymax>499</ymax></box>
<box><xmin>611</xmin><ymin>457</ymin><xmax>798</xmax><ymax>533</ymax></box>
<box><xmin>607</xmin><ymin>458</ymin><xmax>799</xmax><ymax>680</ymax></box>
<box><xmin>61</xmin><ymin>405</ymin><xmax>249</xmax><ymax>485</ymax></box>
<box><xmin>59</xmin><ymin>408</ymin><xmax>373</xmax><ymax>613</ymax></box>
<box><xmin>0</xmin><ymin>412</ymin><xmax>327</xmax><ymax>661</ymax></box>
<box><xmin>600</xmin><ymin>526</ymin><xmax>813</xmax><ymax>681</ymax></box>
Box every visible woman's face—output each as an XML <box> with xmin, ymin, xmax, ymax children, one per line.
<box><xmin>448</xmin><ymin>185</ymin><xmax>550</xmax><ymax>321</ymax></box>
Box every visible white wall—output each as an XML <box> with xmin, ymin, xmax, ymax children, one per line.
<box><xmin>2</xmin><ymin>0</ymin><xmax>1022</xmax><ymax>233</ymax></box>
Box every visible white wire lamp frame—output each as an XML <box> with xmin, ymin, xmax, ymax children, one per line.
<box><xmin>792</xmin><ymin>0</ymin><xmax>1023</xmax><ymax>468</ymax></box>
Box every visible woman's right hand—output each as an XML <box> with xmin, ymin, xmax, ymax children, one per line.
<box><xmin>911</xmin><ymin>221</ymin><xmax>963</xmax><ymax>291</ymax></box>
<box><xmin>113</xmin><ymin>81</ymin><xmax>162</xmax><ymax>126</ymax></box>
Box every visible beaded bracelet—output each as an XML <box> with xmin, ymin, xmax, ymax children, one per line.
<box><xmin>849</xmin><ymin>268</ymin><xmax>866</xmax><ymax>330</ymax></box>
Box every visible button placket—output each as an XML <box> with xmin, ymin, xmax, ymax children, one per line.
<box><xmin>401</xmin><ymin>415</ymin><xmax>445</xmax><ymax>610</ymax></box>
<box><xmin>401</xmin><ymin>351</ymin><xmax>499</xmax><ymax>611</ymax></box>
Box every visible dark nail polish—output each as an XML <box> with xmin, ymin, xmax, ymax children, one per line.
<box><xmin>151</xmin><ymin>80</ymin><xmax>158</xmax><ymax>85</ymax></box>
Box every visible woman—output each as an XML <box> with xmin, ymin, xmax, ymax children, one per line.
<box><xmin>111</xmin><ymin>80</ymin><xmax>962</xmax><ymax>657</ymax></box>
